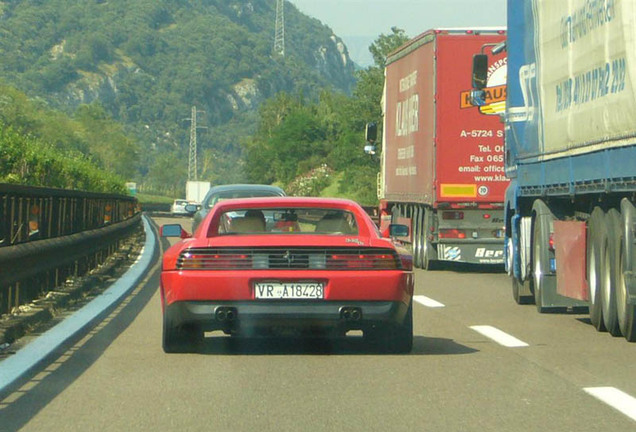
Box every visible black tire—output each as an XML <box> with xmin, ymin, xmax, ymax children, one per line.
<box><xmin>618</xmin><ymin>236</ymin><xmax>636</xmax><ymax>341</ymax></box>
<box><xmin>618</xmin><ymin>200</ymin><xmax>636</xmax><ymax>342</ymax></box>
<box><xmin>162</xmin><ymin>308</ymin><xmax>203</xmax><ymax>353</ymax></box>
<box><xmin>532</xmin><ymin>203</ymin><xmax>554</xmax><ymax>313</ymax></box>
<box><xmin>389</xmin><ymin>302</ymin><xmax>413</xmax><ymax>353</ymax></box>
<box><xmin>587</xmin><ymin>207</ymin><xmax>606</xmax><ymax>331</ymax></box>
<box><xmin>412</xmin><ymin>206</ymin><xmax>422</xmax><ymax>268</ymax></box>
<box><xmin>509</xmin><ymin>232</ymin><xmax>534</xmax><ymax>305</ymax></box>
<box><xmin>365</xmin><ymin>302</ymin><xmax>413</xmax><ymax>354</ymax></box>
<box><xmin>420</xmin><ymin>208</ymin><xmax>436</xmax><ymax>270</ymax></box>
<box><xmin>601</xmin><ymin>209</ymin><xmax>622</xmax><ymax>336</ymax></box>
<box><xmin>512</xmin><ymin>276</ymin><xmax>534</xmax><ymax>305</ymax></box>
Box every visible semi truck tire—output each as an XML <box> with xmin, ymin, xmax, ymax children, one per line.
<box><xmin>509</xmin><ymin>235</ymin><xmax>534</xmax><ymax>304</ymax></box>
<box><xmin>601</xmin><ymin>209</ymin><xmax>622</xmax><ymax>336</ymax></box>
<box><xmin>618</xmin><ymin>200</ymin><xmax>636</xmax><ymax>341</ymax></box>
<box><xmin>420</xmin><ymin>207</ymin><xmax>437</xmax><ymax>270</ymax></box>
<box><xmin>413</xmin><ymin>206</ymin><xmax>423</xmax><ymax>268</ymax></box>
<box><xmin>532</xmin><ymin>200</ymin><xmax>554</xmax><ymax>313</ymax></box>
<box><xmin>587</xmin><ymin>207</ymin><xmax>607</xmax><ymax>332</ymax></box>
<box><xmin>512</xmin><ymin>276</ymin><xmax>534</xmax><ymax>305</ymax></box>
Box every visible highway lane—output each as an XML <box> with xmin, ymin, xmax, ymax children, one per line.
<box><xmin>0</xmin><ymin>215</ymin><xmax>635</xmax><ymax>431</ymax></box>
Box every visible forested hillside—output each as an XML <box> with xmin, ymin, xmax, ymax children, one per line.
<box><xmin>0</xmin><ymin>0</ymin><xmax>356</xmax><ymax>195</ymax></box>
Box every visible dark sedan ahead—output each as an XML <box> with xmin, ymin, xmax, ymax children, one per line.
<box><xmin>190</xmin><ymin>184</ymin><xmax>285</xmax><ymax>233</ymax></box>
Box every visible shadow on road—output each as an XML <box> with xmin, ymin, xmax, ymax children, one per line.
<box><xmin>436</xmin><ymin>262</ymin><xmax>505</xmax><ymax>274</ymax></box>
<box><xmin>192</xmin><ymin>334</ymin><xmax>478</xmax><ymax>356</ymax></box>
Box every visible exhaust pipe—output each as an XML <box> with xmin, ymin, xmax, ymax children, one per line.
<box><xmin>215</xmin><ymin>307</ymin><xmax>238</xmax><ymax>322</ymax></box>
<box><xmin>215</xmin><ymin>308</ymin><xmax>227</xmax><ymax>322</ymax></box>
<box><xmin>340</xmin><ymin>307</ymin><xmax>362</xmax><ymax>321</ymax></box>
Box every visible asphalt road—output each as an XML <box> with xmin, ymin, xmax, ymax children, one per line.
<box><xmin>1</xmin><ymin>215</ymin><xmax>635</xmax><ymax>431</ymax></box>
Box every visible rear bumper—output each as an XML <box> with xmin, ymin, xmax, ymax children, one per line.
<box><xmin>165</xmin><ymin>300</ymin><xmax>409</xmax><ymax>334</ymax></box>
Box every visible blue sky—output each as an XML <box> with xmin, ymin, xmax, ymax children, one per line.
<box><xmin>288</xmin><ymin>0</ymin><xmax>507</xmax><ymax>66</ymax></box>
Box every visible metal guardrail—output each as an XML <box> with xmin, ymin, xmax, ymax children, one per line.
<box><xmin>0</xmin><ymin>183</ymin><xmax>138</xmax><ymax>247</ymax></box>
<box><xmin>0</xmin><ymin>183</ymin><xmax>141</xmax><ymax>316</ymax></box>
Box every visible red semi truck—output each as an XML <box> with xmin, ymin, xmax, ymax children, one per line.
<box><xmin>370</xmin><ymin>29</ymin><xmax>508</xmax><ymax>269</ymax></box>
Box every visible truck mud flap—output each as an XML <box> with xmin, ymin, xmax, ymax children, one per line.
<box><xmin>437</xmin><ymin>243</ymin><xmax>504</xmax><ymax>265</ymax></box>
<box><xmin>538</xmin><ymin>274</ymin><xmax>588</xmax><ymax>311</ymax></box>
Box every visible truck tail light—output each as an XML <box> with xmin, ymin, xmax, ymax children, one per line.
<box><xmin>483</xmin><ymin>213</ymin><xmax>491</xmax><ymax>219</ymax></box>
<box><xmin>549</xmin><ymin>233</ymin><xmax>555</xmax><ymax>251</ymax></box>
<box><xmin>438</xmin><ymin>229</ymin><xmax>467</xmax><ymax>239</ymax></box>
<box><xmin>442</xmin><ymin>211</ymin><xmax>464</xmax><ymax>220</ymax></box>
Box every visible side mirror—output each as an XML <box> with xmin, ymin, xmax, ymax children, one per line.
<box><xmin>365</xmin><ymin>122</ymin><xmax>377</xmax><ymax>143</ymax></box>
<box><xmin>472</xmin><ymin>54</ymin><xmax>489</xmax><ymax>90</ymax></box>
<box><xmin>469</xmin><ymin>89</ymin><xmax>487</xmax><ymax>107</ymax></box>
<box><xmin>161</xmin><ymin>224</ymin><xmax>191</xmax><ymax>239</ymax></box>
<box><xmin>388</xmin><ymin>223</ymin><xmax>409</xmax><ymax>238</ymax></box>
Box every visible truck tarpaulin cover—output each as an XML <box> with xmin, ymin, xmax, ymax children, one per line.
<box><xmin>382</xmin><ymin>32</ymin><xmax>508</xmax><ymax>204</ymax></box>
<box><xmin>535</xmin><ymin>0</ymin><xmax>636</xmax><ymax>159</ymax></box>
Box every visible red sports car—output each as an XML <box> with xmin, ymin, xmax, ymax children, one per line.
<box><xmin>160</xmin><ymin>197</ymin><xmax>414</xmax><ymax>353</ymax></box>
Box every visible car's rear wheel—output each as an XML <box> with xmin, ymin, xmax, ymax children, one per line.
<box><xmin>366</xmin><ymin>302</ymin><xmax>413</xmax><ymax>354</ymax></box>
<box><xmin>162</xmin><ymin>309</ymin><xmax>203</xmax><ymax>353</ymax></box>
<box><xmin>390</xmin><ymin>302</ymin><xmax>413</xmax><ymax>353</ymax></box>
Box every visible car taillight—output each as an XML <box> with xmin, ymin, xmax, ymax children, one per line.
<box><xmin>438</xmin><ymin>229</ymin><xmax>467</xmax><ymax>239</ymax></box>
<box><xmin>442</xmin><ymin>211</ymin><xmax>464</xmax><ymax>220</ymax></box>
<box><xmin>328</xmin><ymin>253</ymin><xmax>398</xmax><ymax>270</ymax></box>
<box><xmin>180</xmin><ymin>253</ymin><xmax>252</xmax><ymax>269</ymax></box>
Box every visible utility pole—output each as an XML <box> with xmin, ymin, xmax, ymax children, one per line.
<box><xmin>274</xmin><ymin>0</ymin><xmax>285</xmax><ymax>57</ymax></box>
<box><xmin>185</xmin><ymin>106</ymin><xmax>207</xmax><ymax>181</ymax></box>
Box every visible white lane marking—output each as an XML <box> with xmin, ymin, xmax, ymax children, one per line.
<box><xmin>470</xmin><ymin>325</ymin><xmax>529</xmax><ymax>347</ymax></box>
<box><xmin>584</xmin><ymin>387</ymin><xmax>636</xmax><ymax>422</ymax></box>
<box><xmin>413</xmin><ymin>295</ymin><xmax>445</xmax><ymax>308</ymax></box>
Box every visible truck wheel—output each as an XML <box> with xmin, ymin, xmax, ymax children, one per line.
<box><xmin>420</xmin><ymin>208</ymin><xmax>436</xmax><ymax>270</ymax></box>
<box><xmin>532</xmin><ymin>202</ymin><xmax>554</xmax><ymax>313</ymax></box>
<box><xmin>512</xmin><ymin>276</ymin><xmax>534</xmax><ymax>305</ymax></box>
<box><xmin>618</xmin><ymin>200</ymin><xmax>636</xmax><ymax>341</ymax></box>
<box><xmin>509</xmin><ymin>237</ymin><xmax>534</xmax><ymax>304</ymax></box>
<box><xmin>618</xmin><ymin>237</ymin><xmax>636</xmax><ymax>341</ymax></box>
<box><xmin>587</xmin><ymin>207</ymin><xmax>606</xmax><ymax>332</ymax></box>
<box><xmin>412</xmin><ymin>206</ymin><xmax>423</xmax><ymax>268</ymax></box>
<box><xmin>601</xmin><ymin>209</ymin><xmax>622</xmax><ymax>336</ymax></box>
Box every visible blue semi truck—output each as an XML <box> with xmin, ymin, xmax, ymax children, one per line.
<box><xmin>472</xmin><ymin>0</ymin><xmax>636</xmax><ymax>341</ymax></box>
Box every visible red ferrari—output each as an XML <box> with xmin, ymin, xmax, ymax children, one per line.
<box><xmin>160</xmin><ymin>197</ymin><xmax>414</xmax><ymax>353</ymax></box>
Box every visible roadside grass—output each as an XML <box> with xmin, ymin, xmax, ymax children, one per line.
<box><xmin>135</xmin><ymin>193</ymin><xmax>174</xmax><ymax>204</ymax></box>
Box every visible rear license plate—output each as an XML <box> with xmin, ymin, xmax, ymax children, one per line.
<box><xmin>254</xmin><ymin>282</ymin><xmax>324</xmax><ymax>299</ymax></box>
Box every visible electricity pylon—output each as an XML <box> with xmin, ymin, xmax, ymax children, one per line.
<box><xmin>185</xmin><ymin>106</ymin><xmax>206</xmax><ymax>181</ymax></box>
<box><xmin>274</xmin><ymin>0</ymin><xmax>285</xmax><ymax>57</ymax></box>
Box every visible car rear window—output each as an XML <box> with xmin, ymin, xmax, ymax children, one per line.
<box><xmin>206</xmin><ymin>191</ymin><xmax>283</xmax><ymax>208</ymax></box>
<box><xmin>215</xmin><ymin>208</ymin><xmax>358</xmax><ymax>235</ymax></box>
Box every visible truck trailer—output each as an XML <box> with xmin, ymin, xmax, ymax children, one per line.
<box><xmin>373</xmin><ymin>29</ymin><xmax>508</xmax><ymax>269</ymax></box>
<box><xmin>185</xmin><ymin>181</ymin><xmax>210</xmax><ymax>205</ymax></box>
<box><xmin>472</xmin><ymin>0</ymin><xmax>636</xmax><ymax>341</ymax></box>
